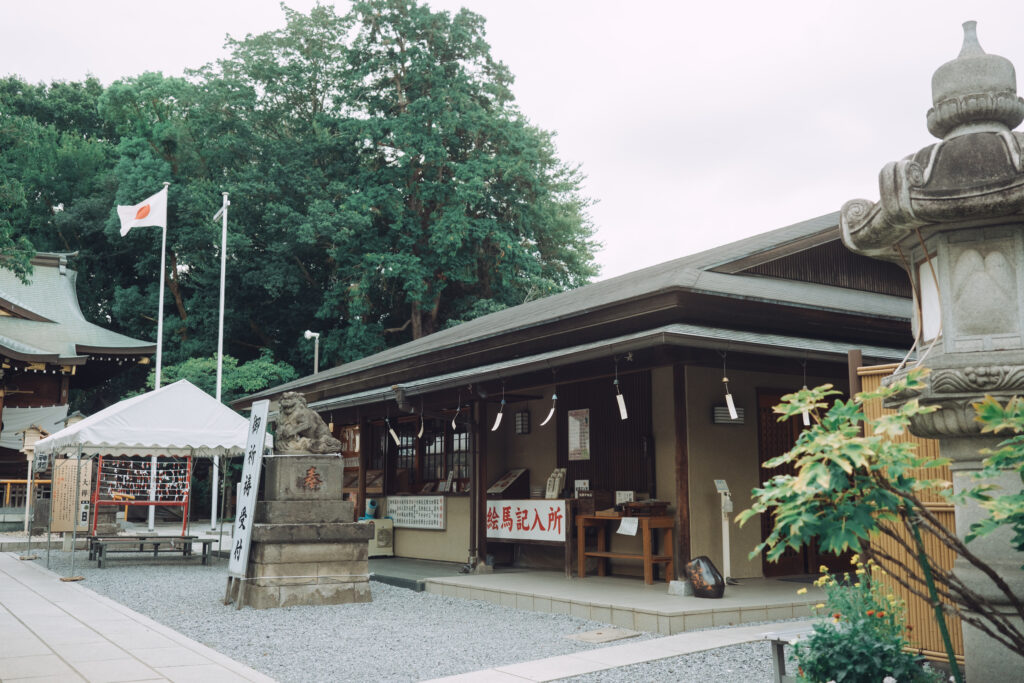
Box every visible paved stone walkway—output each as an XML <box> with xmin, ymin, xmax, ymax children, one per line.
<box><xmin>0</xmin><ymin>552</ymin><xmax>273</xmax><ymax>682</ymax></box>
<box><xmin>425</xmin><ymin>619</ymin><xmax>812</xmax><ymax>682</ymax></box>
<box><xmin>2</xmin><ymin>550</ymin><xmax>810</xmax><ymax>682</ymax></box>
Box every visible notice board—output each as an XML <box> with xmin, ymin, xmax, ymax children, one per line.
<box><xmin>51</xmin><ymin>458</ymin><xmax>93</xmax><ymax>533</ymax></box>
<box><xmin>386</xmin><ymin>495</ymin><xmax>446</xmax><ymax>530</ymax></box>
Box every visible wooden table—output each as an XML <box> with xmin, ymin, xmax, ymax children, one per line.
<box><xmin>576</xmin><ymin>514</ymin><xmax>673</xmax><ymax>584</ymax></box>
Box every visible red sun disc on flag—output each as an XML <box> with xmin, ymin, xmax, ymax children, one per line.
<box><xmin>135</xmin><ymin>204</ymin><xmax>151</xmax><ymax>220</ymax></box>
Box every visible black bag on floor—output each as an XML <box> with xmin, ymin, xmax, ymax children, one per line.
<box><xmin>686</xmin><ymin>555</ymin><xmax>725</xmax><ymax>598</ymax></box>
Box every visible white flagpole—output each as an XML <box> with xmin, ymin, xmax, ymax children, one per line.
<box><xmin>150</xmin><ymin>181</ymin><xmax>170</xmax><ymax>532</ymax></box>
<box><xmin>211</xmin><ymin>191</ymin><xmax>229</xmax><ymax>531</ymax></box>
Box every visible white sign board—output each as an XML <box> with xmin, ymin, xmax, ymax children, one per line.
<box><xmin>228</xmin><ymin>400</ymin><xmax>269</xmax><ymax>577</ymax></box>
<box><xmin>486</xmin><ymin>499</ymin><xmax>567</xmax><ymax>542</ymax></box>
<box><xmin>386</xmin><ymin>495</ymin><xmax>445</xmax><ymax>530</ymax></box>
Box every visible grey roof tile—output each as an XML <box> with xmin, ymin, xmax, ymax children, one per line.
<box><xmin>0</xmin><ymin>254</ymin><xmax>154</xmax><ymax>363</ymax></box>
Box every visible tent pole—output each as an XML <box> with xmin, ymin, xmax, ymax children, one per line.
<box><xmin>148</xmin><ymin>455</ymin><xmax>157</xmax><ymax>531</ymax></box>
<box><xmin>70</xmin><ymin>446</ymin><xmax>81</xmax><ymax>578</ymax></box>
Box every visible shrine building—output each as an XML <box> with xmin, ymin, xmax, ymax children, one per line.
<box><xmin>235</xmin><ymin>212</ymin><xmax>913</xmax><ymax>581</ymax></box>
<box><xmin>0</xmin><ymin>252</ymin><xmax>153</xmax><ymax>521</ymax></box>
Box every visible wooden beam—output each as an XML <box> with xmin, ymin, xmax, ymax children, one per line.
<box><xmin>673</xmin><ymin>363</ymin><xmax>691</xmax><ymax>580</ymax></box>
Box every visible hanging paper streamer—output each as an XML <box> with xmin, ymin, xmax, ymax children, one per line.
<box><xmin>613</xmin><ymin>360</ymin><xmax>628</xmax><ymax>421</ymax></box>
<box><xmin>724</xmin><ymin>391</ymin><xmax>738</xmax><ymax>421</ymax></box>
<box><xmin>452</xmin><ymin>392</ymin><xmax>461</xmax><ymax>430</ymax></box>
<box><xmin>540</xmin><ymin>392</ymin><xmax>557</xmax><ymax>426</ymax></box>
<box><xmin>491</xmin><ymin>384</ymin><xmax>506</xmax><ymax>432</ymax></box>
<box><xmin>386</xmin><ymin>418</ymin><xmax>400</xmax><ymax>446</ymax></box>
<box><xmin>721</xmin><ymin>352</ymin><xmax>738</xmax><ymax>420</ymax></box>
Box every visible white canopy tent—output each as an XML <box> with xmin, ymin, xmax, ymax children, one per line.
<box><xmin>34</xmin><ymin>379</ymin><xmax>248</xmax><ymax>458</ymax></box>
<box><xmin>34</xmin><ymin>380</ymin><xmax>250</xmax><ymax>533</ymax></box>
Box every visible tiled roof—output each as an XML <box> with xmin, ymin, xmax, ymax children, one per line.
<box><xmin>0</xmin><ymin>253</ymin><xmax>154</xmax><ymax>364</ymax></box>
<box><xmin>241</xmin><ymin>212</ymin><xmax>909</xmax><ymax>403</ymax></box>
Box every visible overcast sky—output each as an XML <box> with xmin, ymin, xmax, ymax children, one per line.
<box><xmin>4</xmin><ymin>1</ymin><xmax>1023</xmax><ymax>280</ymax></box>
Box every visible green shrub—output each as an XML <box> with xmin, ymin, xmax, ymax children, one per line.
<box><xmin>793</xmin><ymin>557</ymin><xmax>941</xmax><ymax>683</ymax></box>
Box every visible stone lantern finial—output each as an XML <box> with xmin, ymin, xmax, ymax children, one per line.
<box><xmin>927</xmin><ymin>21</ymin><xmax>1024</xmax><ymax>138</ymax></box>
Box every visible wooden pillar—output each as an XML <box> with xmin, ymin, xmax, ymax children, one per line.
<box><xmin>357</xmin><ymin>416</ymin><xmax>369</xmax><ymax>521</ymax></box>
<box><xmin>673</xmin><ymin>363</ymin><xmax>691</xmax><ymax>579</ymax></box>
<box><xmin>473</xmin><ymin>399</ymin><xmax>488</xmax><ymax>564</ymax></box>
<box><xmin>847</xmin><ymin>349</ymin><xmax>863</xmax><ymax>398</ymax></box>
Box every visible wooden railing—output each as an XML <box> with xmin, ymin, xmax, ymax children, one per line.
<box><xmin>1</xmin><ymin>479</ymin><xmax>52</xmax><ymax>508</ymax></box>
<box><xmin>859</xmin><ymin>364</ymin><xmax>964</xmax><ymax>664</ymax></box>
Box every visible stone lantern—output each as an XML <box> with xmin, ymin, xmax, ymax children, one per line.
<box><xmin>841</xmin><ymin>21</ymin><xmax>1024</xmax><ymax>679</ymax></box>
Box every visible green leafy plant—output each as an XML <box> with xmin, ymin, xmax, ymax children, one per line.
<box><xmin>962</xmin><ymin>395</ymin><xmax>1024</xmax><ymax>558</ymax></box>
<box><xmin>739</xmin><ymin>368</ymin><xmax>1024</xmax><ymax>682</ymax></box>
<box><xmin>794</xmin><ymin>557</ymin><xmax>940</xmax><ymax>683</ymax></box>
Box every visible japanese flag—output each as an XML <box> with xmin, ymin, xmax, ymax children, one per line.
<box><xmin>117</xmin><ymin>186</ymin><xmax>167</xmax><ymax>236</ymax></box>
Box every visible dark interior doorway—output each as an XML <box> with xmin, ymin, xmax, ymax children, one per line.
<box><xmin>756</xmin><ymin>390</ymin><xmax>851</xmax><ymax>577</ymax></box>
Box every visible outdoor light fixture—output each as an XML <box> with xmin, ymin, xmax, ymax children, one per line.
<box><xmin>721</xmin><ymin>352</ymin><xmax>738</xmax><ymax>420</ymax></box>
<box><xmin>491</xmin><ymin>383</ymin><xmax>506</xmax><ymax>432</ymax></box>
<box><xmin>614</xmin><ymin>358</ymin><xmax>628</xmax><ymax>421</ymax></box>
<box><xmin>303</xmin><ymin>329</ymin><xmax>321</xmax><ymax>374</ymax></box>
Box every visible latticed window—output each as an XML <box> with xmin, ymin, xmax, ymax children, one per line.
<box><xmin>451</xmin><ymin>424</ymin><xmax>471</xmax><ymax>480</ymax></box>
<box><xmin>421</xmin><ymin>419</ymin><xmax>446</xmax><ymax>481</ymax></box>
<box><xmin>395</xmin><ymin>421</ymin><xmax>417</xmax><ymax>483</ymax></box>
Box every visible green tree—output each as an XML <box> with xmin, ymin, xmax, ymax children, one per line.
<box><xmin>2</xmin><ymin>1</ymin><xmax>599</xmax><ymax>401</ymax></box>
<box><xmin>335</xmin><ymin>0</ymin><xmax>598</xmax><ymax>350</ymax></box>
<box><xmin>141</xmin><ymin>350</ymin><xmax>297</xmax><ymax>405</ymax></box>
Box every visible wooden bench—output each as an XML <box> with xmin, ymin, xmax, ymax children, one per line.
<box><xmin>762</xmin><ymin>624</ymin><xmax>814</xmax><ymax>683</ymax></box>
<box><xmin>91</xmin><ymin>536</ymin><xmax>214</xmax><ymax>568</ymax></box>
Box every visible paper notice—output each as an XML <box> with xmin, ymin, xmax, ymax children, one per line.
<box><xmin>616</xmin><ymin>517</ymin><xmax>639</xmax><ymax>536</ymax></box>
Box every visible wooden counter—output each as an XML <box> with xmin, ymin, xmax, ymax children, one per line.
<box><xmin>576</xmin><ymin>514</ymin><xmax>674</xmax><ymax>585</ymax></box>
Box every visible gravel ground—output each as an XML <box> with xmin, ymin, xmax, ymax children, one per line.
<box><xmin>38</xmin><ymin>550</ymin><xmax>798</xmax><ymax>682</ymax></box>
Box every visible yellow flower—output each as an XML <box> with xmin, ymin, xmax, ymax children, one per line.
<box><xmin>854</xmin><ymin>582</ymin><xmax>861</xmax><ymax>588</ymax></box>
<box><xmin>850</xmin><ymin>554</ymin><xmax>860</xmax><ymax>564</ymax></box>
<box><xmin>797</xmin><ymin>587</ymin><xmax>808</xmax><ymax>595</ymax></box>
<box><xmin>815</xmin><ymin>603</ymin><xmax>825</xmax><ymax>609</ymax></box>
<box><xmin>855</xmin><ymin>568</ymin><xmax>866</xmax><ymax>575</ymax></box>
<box><xmin>819</xmin><ymin>564</ymin><xmax>829</xmax><ymax>573</ymax></box>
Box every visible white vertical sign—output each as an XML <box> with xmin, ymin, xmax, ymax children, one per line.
<box><xmin>228</xmin><ymin>400</ymin><xmax>269</xmax><ymax>577</ymax></box>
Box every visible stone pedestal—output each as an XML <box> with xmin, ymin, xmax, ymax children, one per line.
<box><xmin>239</xmin><ymin>455</ymin><xmax>373</xmax><ymax>609</ymax></box>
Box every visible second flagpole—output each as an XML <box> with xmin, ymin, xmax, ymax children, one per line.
<box><xmin>211</xmin><ymin>191</ymin><xmax>229</xmax><ymax>531</ymax></box>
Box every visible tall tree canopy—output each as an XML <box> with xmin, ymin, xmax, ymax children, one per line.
<box><xmin>0</xmin><ymin>0</ymin><xmax>598</xmax><ymax>405</ymax></box>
